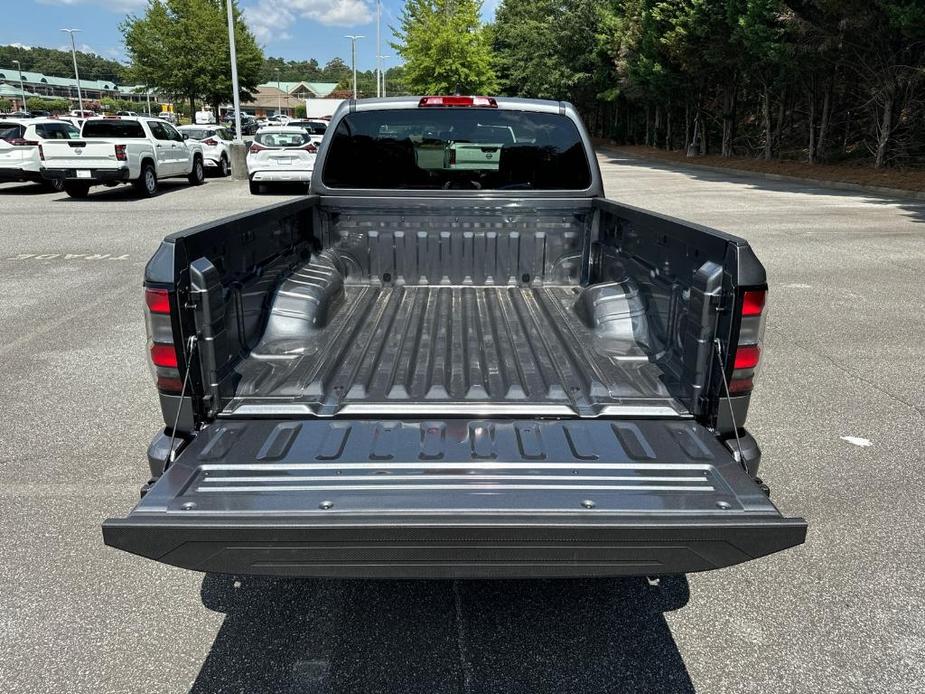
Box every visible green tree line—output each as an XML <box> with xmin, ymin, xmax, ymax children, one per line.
<box><xmin>388</xmin><ymin>0</ymin><xmax>923</xmax><ymax>167</ymax></box>
<box><xmin>0</xmin><ymin>45</ymin><xmax>127</xmax><ymax>82</ymax></box>
<box><xmin>491</xmin><ymin>0</ymin><xmax>925</xmax><ymax>168</ymax></box>
<box><xmin>260</xmin><ymin>56</ymin><xmax>407</xmax><ymax>97</ymax></box>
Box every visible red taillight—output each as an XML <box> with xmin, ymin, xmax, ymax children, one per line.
<box><xmin>249</xmin><ymin>142</ymin><xmax>266</xmax><ymax>153</ymax></box>
<box><xmin>114</xmin><ymin>143</ymin><xmax>127</xmax><ymax>161</ymax></box>
<box><xmin>726</xmin><ymin>288</ymin><xmax>768</xmax><ymax>396</ymax></box>
<box><xmin>302</xmin><ymin>142</ymin><xmax>317</xmax><ymax>153</ymax></box>
<box><xmin>145</xmin><ymin>288</ymin><xmax>170</xmax><ymax>314</ymax></box>
<box><xmin>448</xmin><ymin>149</ymin><xmax>456</xmax><ymax>165</ymax></box>
<box><xmin>742</xmin><ymin>289</ymin><xmax>766</xmax><ymax>316</ymax></box>
<box><xmin>38</xmin><ymin>144</ymin><xmax>45</xmax><ymax>161</ymax></box>
<box><xmin>203</xmin><ymin>138</ymin><xmax>218</xmax><ymax>146</ymax></box>
<box><xmin>144</xmin><ymin>286</ymin><xmax>183</xmax><ymax>393</ymax></box>
<box><xmin>150</xmin><ymin>343</ymin><xmax>178</xmax><ymax>368</ymax></box>
<box><xmin>8</xmin><ymin>138</ymin><xmax>39</xmax><ymax>146</ymax></box>
<box><xmin>418</xmin><ymin>96</ymin><xmax>498</xmax><ymax>108</ymax></box>
<box><xmin>734</xmin><ymin>344</ymin><xmax>761</xmax><ymax>370</ymax></box>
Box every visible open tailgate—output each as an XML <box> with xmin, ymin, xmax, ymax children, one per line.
<box><xmin>103</xmin><ymin>419</ymin><xmax>806</xmax><ymax>578</ymax></box>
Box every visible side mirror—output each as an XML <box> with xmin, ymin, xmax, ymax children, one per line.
<box><xmin>183</xmin><ymin>133</ymin><xmax>189</xmax><ymax>140</ymax></box>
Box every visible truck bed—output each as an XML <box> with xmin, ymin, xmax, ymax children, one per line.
<box><xmin>226</xmin><ymin>281</ymin><xmax>683</xmax><ymax>418</ymax></box>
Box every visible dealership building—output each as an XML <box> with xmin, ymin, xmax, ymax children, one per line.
<box><xmin>0</xmin><ymin>66</ymin><xmax>156</xmax><ymax>110</ymax></box>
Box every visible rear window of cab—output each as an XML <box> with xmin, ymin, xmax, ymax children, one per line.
<box><xmin>81</xmin><ymin>120</ymin><xmax>146</xmax><ymax>138</ymax></box>
<box><xmin>322</xmin><ymin>108</ymin><xmax>592</xmax><ymax>190</ymax></box>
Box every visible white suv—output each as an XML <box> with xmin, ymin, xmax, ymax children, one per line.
<box><xmin>178</xmin><ymin>125</ymin><xmax>234</xmax><ymax>177</ymax></box>
<box><xmin>0</xmin><ymin>118</ymin><xmax>81</xmax><ymax>192</ymax></box>
<box><xmin>246</xmin><ymin>126</ymin><xmax>317</xmax><ymax>194</ymax></box>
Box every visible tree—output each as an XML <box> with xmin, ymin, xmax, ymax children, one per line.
<box><xmin>0</xmin><ymin>44</ymin><xmax>127</xmax><ymax>82</ymax></box>
<box><xmin>26</xmin><ymin>97</ymin><xmax>70</xmax><ymax>113</ymax></box>
<box><xmin>122</xmin><ymin>0</ymin><xmax>263</xmax><ymax>116</ymax></box>
<box><xmin>393</xmin><ymin>0</ymin><xmax>498</xmax><ymax>94</ymax></box>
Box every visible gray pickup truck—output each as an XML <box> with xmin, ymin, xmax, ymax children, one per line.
<box><xmin>103</xmin><ymin>96</ymin><xmax>806</xmax><ymax>579</ymax></box>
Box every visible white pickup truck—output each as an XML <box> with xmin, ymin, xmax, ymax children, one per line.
<box><xmin>41</xmin><ymin>117</ymin><xmax>205</xmax><ymax>198</ymax></box>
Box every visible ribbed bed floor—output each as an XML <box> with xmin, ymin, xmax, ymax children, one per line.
<box><xmin>226</xmin><ymin>285</ymin><xmax>684</xmax><ymax>417</ymax></box>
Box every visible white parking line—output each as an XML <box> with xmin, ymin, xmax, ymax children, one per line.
<box><xmin>5</xmin><ymin>253</ymin><xmax>130</xmax><ymax>261</ymax></box>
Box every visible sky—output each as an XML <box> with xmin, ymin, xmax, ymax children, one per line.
<box><xmin>0</xmin><ymin>0</ymin><xmax>501</xmax><ymax>73</ymax></box>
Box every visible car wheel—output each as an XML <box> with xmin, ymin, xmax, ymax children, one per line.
<box><xmin>63</xmin><ymin>181</ymin><xmax>90</xmax><ymax>199</ymax></box>
<box><xmin>188</xmin><ymin>156</ymin><xmax>205</xmax><ymax>185</ymax></box>
<box><xmin>44</xmin><ymin>177</ymin><xmax>65</xmax><ymax>193</ymax></box>
<box><xmin>249</xmin><ymin>179</ymin><xmax>261</xmax><ymax>195</ymax></box>
<box><xmin>133</xmin><ymin>163</ymin><xmax>158</xmax><ymax>197</ymax></box>
<box><xmin>219</xmin><ymin>155</ymin><xmax>230</xmax><ymax>177</ymax></box>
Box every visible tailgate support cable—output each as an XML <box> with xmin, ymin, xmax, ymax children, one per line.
<box><xmin>713</xmin><ymin>337</ymin><xmax>745</xmax><ymax>471</ymax></box>
<box><xmin>164</xmin><ymin>335</ymin><xmax>198</xmax><ymax>468</ymax></box>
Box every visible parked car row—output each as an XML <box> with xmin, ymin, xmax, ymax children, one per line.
<box><xmin>1</xmin><ymin>112</ymin><xmax>332</xmax><ymax>198</ymax></box>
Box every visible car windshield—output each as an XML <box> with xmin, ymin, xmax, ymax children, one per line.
<box><xmin>182</xmin><ymin>128</ymin><xmax>216</xmax><ymax>140</ymax></box>
<box><xmin>255</xmin><ymin>131</ymin><xmax>310</xmax><ymax>148</ymax></box>
<box><xmin>322</xmin><ymin>108</ymin><xmax>591</xmax><ymax>190</ymax></box>
<box><xmin>82</xmin><ymin>120</ymin><xmax>146</xmax><ymax>138</ymax></box>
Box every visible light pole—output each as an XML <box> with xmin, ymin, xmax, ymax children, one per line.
<box><xmin>60</xmin><ymin>28</ymin><xmax>84</xmax><ymax>113</ymax></box>
<box><xmin>145</xmin><ymin>85</ymin><xmax>151</xmax><ymax>116</ymax></box>
<box><xmin>275</xmin><ymin>67</ymin><xmax>281</xmax><ymax>117</ymax></box>
<box><xmin>378</xmin><ymin>55</ymin><xmax>391</xmax><ymax>98</ymax></box>
<box><xmin>225</xmin><ymin>0</ymin><xmax>243</xmax><ymax>143</ymax></box>
<box><xmin>345</xmin><ymin>35</ymin><xmax>364</xmax><ymax>99</ymax></box>
<box><xmin>376</xmin><ymin>0</ymin><xmax>381</xmax><ymax>98</ymax></box>
<box><xmin>12</xmin><ymin>60</ymin><xmax>27</xmax><ymax>114</ymax></box>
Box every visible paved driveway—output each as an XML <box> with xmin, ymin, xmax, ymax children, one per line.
<box><xmin>0</xmin><ymin>157</ymin><xmax>922</xmax><ymax>693</ymax></box>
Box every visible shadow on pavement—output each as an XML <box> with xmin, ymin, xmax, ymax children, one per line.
<box><xmin>48</xmin><ymin>179</ymin><xmax>202</xmax><ymax>202</ymax></box>
<box><xmin>0</xmin><ymin>181</ymin><xmax>57</xmax><ymax>195</ymax></box>
<box><xmin>192</xmin><ymin>573</ymin><xmax>693</xmax><ymax>694</ymax></box>
<box><xmin>601</xmin><ymin>152</ymin><xmax>925</xmax><ymax>224</ymax></box>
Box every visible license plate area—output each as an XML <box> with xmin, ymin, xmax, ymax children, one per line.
<box><xmin>76</xmin><ymin>170</ymin><xmax>91</xmax><ymax>178</ymax></box>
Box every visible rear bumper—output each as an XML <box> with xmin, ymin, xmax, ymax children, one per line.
<box><xmin>42</xmin><ymin>167</ymin><xmax>131</xmax><ymax>183</ymax></box>
<box><xmin>103</xmin><ymin>514</ymin><xmax>807</xmax><ymax>579</ymax></box>
<box><xmin>250</xmin><ymin>169</ymin><xmax>312</xmax><ymax>183</ymax></box>
<box><xmin>102</xmin><ymin>418</ymin><xmax>806</xmax><ymax>578</ymax></box>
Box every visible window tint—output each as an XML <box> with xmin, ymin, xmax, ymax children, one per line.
<box><xmin>163</xmin><ymin>123</ymin><xmax>184</xmax><ymax>142</ymax></box>
<box><xmin>35</xmin><ymin>122</ymin><xmax>81</xmax><ymax>140</ymax></box>
<box><xmin>0</xmin><ymin>124</ymin><xmax>25</xmax><ymax>141</ymax></box>
<box><xmin>255</xmin><ymin>131</ymin><xmax>311</xmax><ymax>147</ymax></box>
<box><xmin>148</xmin><ymin>121</ymin><xmax>170</xmax><ymax>140</ymax></box>
<box><xmin>82</xmin><ymin>119</ymin><xmax>146</xmax><ymax>138</ymax></box>
<box><xmin>322</xmin><ymin>109</ymin><xmax>591</xmax><ymax>190</ymax></box>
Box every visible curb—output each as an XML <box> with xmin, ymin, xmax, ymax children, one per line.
<box><xmin>597</xmin><ymin>146</ymin><xmax>925</xmax><ymax>202</ymax></box>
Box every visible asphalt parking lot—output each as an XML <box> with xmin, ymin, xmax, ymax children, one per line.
<box><xmin>1</xmin><ymin>159</ymin><xmax>923</xmax><ymax>693</ymax></box>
